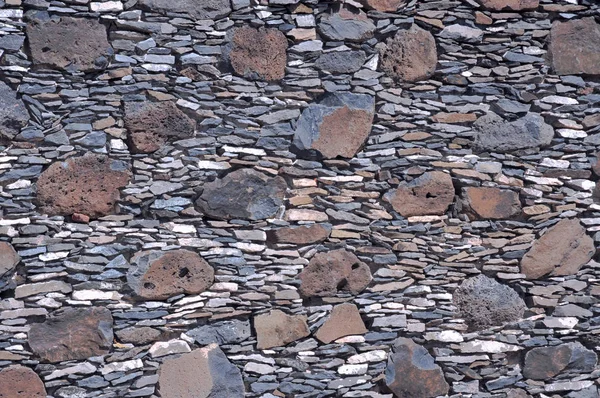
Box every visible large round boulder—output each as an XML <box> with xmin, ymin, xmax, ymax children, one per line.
<box><xmin>384</xmin><ymin>171</ymin><xmax>455</xmax><ymax>217</ymax></box>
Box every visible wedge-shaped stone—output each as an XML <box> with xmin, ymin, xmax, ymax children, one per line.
<box><xmin>254</xmin><ymin>310</ymin><xmax>310</xmax><ymax>349</ymax></box>
<box><xmin>523</xmin><ymin>342</ymin><xmax>597</xmax><ymax>380</ymax></box>
<box><xmin>384</xmin><ymin>171</ymin><xmax>454</xmax><ymax>217</ymax></box>
<box><xmin>0</xmin><ymin>81</ymin><xmax>29</xmax><ymax>143</ymax></box>
<box><xmin>315</xmin><ymin>303</ymin><xmax>367</xmax><ymax>343</ymax></box>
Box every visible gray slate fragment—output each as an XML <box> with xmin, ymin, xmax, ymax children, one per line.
<box><xmin>318</xmin><ymin>6</ymin><xmax>375</xmax><ymax>42</ymax></box>
<box><xmin>315</xmin><ymin>50</ymin><xmax>366</xmax><ymax>74</ymax></box>
<box><xmin>473</xmin><ymin>112</ymin><xmax>554</xmax><ymax>152</ymax></box>
<box><xmin>0</xmin><ymin>81</ymin><xmax>29</xmax><ymax>142</ymax></box>
<box><xmin>187</xmin><ymin>319</ymin><xmax>251</xmax><ymax>345</ymax></box>
<box><xmin>138</xmin><ymin>0</ymin><xmax>231</xmax><ymax>19</ymax></box>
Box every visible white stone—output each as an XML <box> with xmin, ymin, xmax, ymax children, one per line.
<box><xmin>72</xmin><ymin>289</ymin><xmax>122</xmax><ymax>301</ymax></box>
<box><xmin>101</xmin><ymin>359</ymin><xmax>144</xmax><ymax>375</ymax></box>
<box><xmin>424</xmin><ymin>330</ymin><xmax>464</xmax><ymax>343</ymax></box>
<box><xmin>338</xmin><ymin>364</ymin><xmax>368</xmax><ymax>375</ymax></box>
<box><xmin>541</xmin><ymin>95</ymin><xmax>578</xmax><ymax>105</ymax></box>
<box><xmin>197</xmin><ymin>160</ymin><xmax>231</xmax><ymax>170</ymax></box>
<box><xmin>459</xmin><ymin>340</ymin><xmax>521</xmax><ymax>353</ymax></box>
<box><xmin>90</xmin><ymin>1</ymin><xmax>123</xmax><ymax>11</ymax></box>
<box><xmin>347</xmin><ymin>350</ymin><xmax>387</xmax><ymax>364</ymax></box>
<box><xmin>46</xmin><ymin>362</ymin><xmax>97</xmax><ymax>380</ymax></box>
<box><xmin>149</xmin><ymin>339</ymin><xmax>191</xmax><ymax>358</ymax></box>
<box><xmin>244</xmin><ymin>362</ymin><xmax>276</xmax><ymax>374</ymax></box>
<box><xmin>222</xmin><ymin>145</ymin><xmax>266</xmax><ymax>156</ymax></box>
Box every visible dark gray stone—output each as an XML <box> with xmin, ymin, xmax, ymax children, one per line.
<box><xmin>187</xmin><ymin>319</ymin><xmax>251</xmax><ymax>345</ymax></box>
<box><xmin>491</xmin><ymin>99</ymin><xmax>531</xmax><ymax>115</ymax></box>
<box><xmin>315</xmin><ymin>51</ymin><xmax>366</xmax><ymax>74</ymax></box>
<box><xmin>523</xmin><ymin>342</ymin><xmax>597</xmax><ymax>380</ymax></box>
<box><xmin>0</xmin><ymin>34</ymin><xmax>25</xmax><ymax>51</ymax></box>
<box><xmin>0</xmin><ymin>81</ymin><xmax>29</xmax><ymax>142</ymax></box>
<box><xmin>138</xmin><ymin>0</ymin><xmax>231</xmax><ymax>19</ymax></box>
<box><xmin>318</xmin><ymin>5</ymin><xmax>375</xmax><ymax>42</ymax></box>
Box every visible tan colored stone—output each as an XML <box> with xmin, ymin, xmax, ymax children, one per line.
<box><xmin>547</xmin><ymin>18</ymin><xmax>600</xmax><ymax>76</ymax></box>
<box><xmin>431</xmin><ymin>112</ymin><xmax>477</xmax><ymax>123</ymax></box>
<box><xmin>462</xmin><ymin>187</ymin><xmax>521</xmax><ymax>220</ymax></box>
<box><xmin>228</xmin><ymin>27</ymin><xmax>288</xmax><ymax>81</ymax></box>
<box><xmin>267</xmin><ymin>224</ymin><xmax>331</xmax><ymax>245</ymax></box>
<box><xmin>315</xmin><ymin>303</ymin><xmax>367</xmax><ymax>343</ymax></box>
<box><xmin>0</xmin><ymin>365</ymin><xmax>46</xmax><ymax>398</ymax></box>
<box><xmin>358</xmin><ymin>0</ymin><xmax>405</xmax><ymax>11</ymax></box>
<box><xmin>254</xmin><ymin>310</ymin><xmax>310</xmax><ymax>349</ymax></box>
<box><xmin>0</xmin><ymin>242</ymin><xmax>19</xmax><ymax>278</ymax></box>
<box><xmin>477</xmin><ymin>0</ymin><xmax>538</xmax><ymax>10</ymax></box>
<box><xmin>384</xmin><ymin>171</ymin><xmax>455</xmax><ymax>217</ymax></box>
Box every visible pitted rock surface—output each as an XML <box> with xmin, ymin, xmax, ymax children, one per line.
<box><xmin>0</xmin><ymin>81</ymin><xmax>29</xmax><ymax>143</ymax></box>
<box><xmin>0</xmin><ymin>242</ymin><xmax>19</xmax><ymax>292</ymax></box>
<box><xmin>384</xmin><ymin>171</ymin><xmax>455</xmax><ymax>217</ymax></box>
<box><xmin>267</xmin><ymin>224</ymin><xmax>332</xmax><ymax>245</ymax></box>
<box><xmin>298</xmin><ymin>249</ymin><xmax>372</xmax><ymax>297</ymax></box>
<box><xmin>138</xmin><ymin>0</ymin><xmax>231</xmax><ymax>20</ymax></box>
<box><xmin>0</xmin><ymin>365</ymin><xmax>46</xmax><ymax>398</ymax></box>
<box><xmin>127</xmin><ymin>249</ymin><xmax>214</xmax><ymax>300</ymax></box>
<box><xmin>521</xmin><ymin>218</ymin><xmax>595</xmax><ymax>279</ymax></box>
<box><xmin>314</xmin><ymin>303</ymin><xmax>367</xmax><ymax>344</ymax></box>
<box><xmin>196</xmin><ymin>168</ymin><xmax>287</xmax><ymax>220</ymax></box>
<box><xmin>36</xmin><ymin>154</ymin><xmax>131</xmax><ymax>219</ymax></box>
<box><xmin>124</xmin><ymin>101</ymin><xmax>196</xmax><ymax>154</ymax></box>
<box><xmin>28</xmin><ymin>307</ymin><xmax>113</xmax><ymax>362</ymax></box>
<box><xmin>473</xmin><ymin>112</ymin><xmax>554</xmax><ymax>152</ymax></box>
<box><xmin>478</xmin><ymin>0</ymin><xmax>538</xmax><ymax>10</ymax></box>
<box><xmin>523</xmin><ymin>343</ymin><xmax>597</xmax><ymax>380</ymax></box>
<box><xmin>254</xmin><ymin>309</ymin><xmax>310</xmax><ymax>349</ymax></box>
<box><xmin>318</xmin><ymin>5</ymin><xmax>375</xmax><ymax>42</ymax></box>
<box><xmin>358</xmin><ymin>0</ymin><xmax>405</xmax><ymax>12</ymax></box>
<box><xmin>547</xmin><ymin>18</ymin><xmax>600</xmax><ymax>76</ymax></box>
<box><xmin>462</xmin><ymin>187</ymin><xmax>521</xmax><ymax>220</ymax></box>
<box><xmin>453</xmin><ymin>275</ymin><xmax>526</xmax><ymax>331</ymax></box>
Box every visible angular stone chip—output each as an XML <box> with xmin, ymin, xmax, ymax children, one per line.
<box><xmin>318</xmin><ymin>5</ymin><xmax>375</xmax><ymax>42</ymax></box>
<box><xmin>314</xmin><ymin>303</ymin><xmax>367</xmax><ymax>343</ymax></box>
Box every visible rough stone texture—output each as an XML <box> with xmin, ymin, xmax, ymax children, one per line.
<box><xmin>267</xmin><ymin>224</ymin><xmax>332</xmax><ymax>245</ymax></box>
<box><xmin>318</xmin><ymin>5</ymin><xmax>376</xmax><ymax>42</ymax></box>
<box><xmin>478</xmin><ymin>0</ymin><xmax>538</xmax><ymax>10</ymax></box>
<box><xmin>127</xmin><ymin>249</ymin><xmax>214</xmax><ymax>300</ymax></box>
<box><xmin>0</xmin><ymin>242</ymin><xmax>19</xmax><ymax>292</ymax></box>
<box><xmin>115</xmin><ymin>327</ymin><xmax>162</xmax><ymax>345</ymax></box>
<box><xmin>453</xmin><ymin>275</ymin><xmax>526</xmax><ymax>331</ymax></box>
<box><xmin>196</xmin><ymin>168</ymin><xmax>287</xmax><ymax>220</ymax></box>
<box><xmin>385</xmin><ymin>338</ymin><xmax>450</xmax><ymax>398</ymax></box>
<box><xmin>293</xmin><ymin>92</ymin><xmax>375</xmax><ymax>159</ymax></box>
<box><xmin>227</xmin><ymin>27</ymin><xmax>288</xmax><ymax>81</ymax></box>
<box><xmin>521</xmin><ymin>218</ymin><xmax>595</xmax><ymax>279</ymax></box>
<box><xmin>26</xmin><ymin>16</ymin><xmax>111</xmax><ymax>72</ymax></box>
<box><xmin>0</xmin><ymin>81</ymin><xmax>29</xmax><ymax>143</ymax></box>
<box><xmin>462</xmin><ymin>187</ymin><xmax>522</xmax><ymax>220</ymax></box>
<box><xmin>523</xmin><ymin>343</ymin><xmax>597</xmax><ymax>380</ymax></box>
<box><xmin>547</xmin><ymin>18</ymin><xmax>600</xmax><ymax>76</ymax></box>
<box><xmin>379</xmin><ymin>24</ymin><xmax>438</xmax><ymax>83</ymax></box>
<box><xmin>473</xmin><ymin>112</ymin><xmax>554</xmax><ymax>152</ymax></box>
<box><xmin>158</xmin><ymin>344</ymin><xmax>244</xmax><ymax>398</ymax></box>
<box><xmin>315</xmin><ymin>50</ymin><xmax>366</xmax><ymax>74</ymax></box>
<box><xmin>187</xmin><ymin>319</ymin><xmax>251</xmax><ymax>345</ymax></box>
<box><xmin>314</xmin><ymin>303</ymin><xmax>367</xmax><ymax>344</ymax></box>
<box><xmin>28</xmin><ymin>307</ymin><xmax>113</xmax><ymax>363</ymax></box>
<box><xmin>254</xmin><ymin>310</ymin><xmax>310</xmax><ymax>349</ymax></box>
<box><xmin>0</xmin><ymin>365</ymin><xmax>47</xmax><ymax>398</ymax></box>
<box><xmin>298</xmin><ymin>249</ymin><xmax>372</xmax><ymax>297</ymax></box>
<box><xmin>36</xmin><ymin>154</ymin><xmax>131</xmax><ymax>219</ymax></box>
<box><xmin>124</xmin><ymin>101</ymin><xmax>196</xmax><ymax>154</ymax></box>
<box><xmin>358</xmin><ymin>0</ymin><xmax>404</xmax><ymax>12</ymax></box>
<box><xmin>138</xmin><ymin>0</ymin><xmax>231</xmax><ymax>20</ymax></box>
<box><xmin>383</xmin><ymin>171</ymin><xmax>455</xmax><ymax>217</ymax></box>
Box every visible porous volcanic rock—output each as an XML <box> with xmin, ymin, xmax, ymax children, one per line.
<box><xmin>124</xmin><ymin>101</ymin><xmax>196</xmax><ymax>153</ymax></box>
<box><xmin>523</xmin><ymin>342</ymin><xmax>597</xmax><ymax>380</ymax></box>
<box><xmin>138</xmin><ymin>0</ymin><xmax>231</xmax><ymax>20</ymax></box>
<box><xmin>453</xmin><ymin>275</ymin><xmax>526</xmax><ymax>331</ymax></box>
<box><xmin>473</xmin><ymin>112</ymin><xmax>554</xmax><ymax>152</ymax></box>
<box><xmin>0</xmin><ymin>81</ymin><xmax>29</xmax><ymax>143</ymax></box>
<box><xmin>379</xmin><ymin>24</ymin><xmax>438</xmax><ymax>83</ymax></box>
<box><xmin>383</xmin><ymin>171</ymin><xmax>455</xmax><ymax>217</ymax></box>
<box><xmin>36</xmin><ymin>154</ymin><xmax>131</xmax><ymax>219</ymax></box>
<box><xmin>28</xmin><ymin>307</ymin><xmax>113</xmax><ymax>362</ymax></box>
<box><xmin>0</xmin><ymin>365</ymin><xmax>47</xmax><ymax>398</ymax></box>
<box><xmin>158</xmin><ymin>344</ymin><xmax>245</xmax><ymax>398</ymax></box>
<box><xmin>196</xmin><ymin>168</ymin><xmax>287</xmax><ymax>220</ymax></box>
<box><xmin>298</xmin><ymin>249</ymin><xmax>372</xmax><ymax>297</ymax></box>
<box><xmin>254</xmin><ymin>309</ymin><xmax>310</xmax><ymax>349</ymax></box>
<box><xmin>547</xmin><ymin>18</ymin><xmax>600</xmax><ymax>76</ymax></box>
<box><xmin>385</xmin><ymin>338</ymin><xmax>450</xmax><ymax>398</ymax></box>
<box><xmin>292</xmin><ymin>92</ymin><xmax>375</xmax><ymax>159</ymax></box>
<box><xmin>315</xmin><ymin>50</ymin><xmax>366</xmax><ymax>74</ymax></box>
<box><xmin>127</xmin><ymin>249</ymin><xmax>214</xmax><ymax>300</ymax></box>
<box><xmin>318</xmin><ymin>5</ymin><xmax>375</xmax><ymax>42</ymax></box>
<box><xmin>520</xmin><ymin>218</ymin><xmax>595</xmax><ymax>279</ymax></box>
<box><xmin>227</xmin><ymin>26</ymin><xmax>288</xmax><ymax>81</ymax></box>
<box><xmin>0</xmin><ymin>242</ymin><xmax>19</xmax><ymax>292</ymax></box>
<box><xmin>314</xmin><ymin>303</ymin><xmax>367</xmax><ymax>344</ymax></box>
<box><xmin>358</xmin><ymin>0</ymin><xmax>405</xmax><ymax>11</ymax></box>
<box><xmin>462</xmin><ymin>187</ymin><xmax>522</xmax><ymax>220</ymax></box>
<box><xmin>477</xmin><ymin>0</ymin><xmax>538</xmax><ymax>10</ymax></box>
<box><xmin>26</xmin><ymin>16</ymin><xmax>111</xmax><ymax>72</ymax></box>
<box><xmin>267</xmin><ymin>224</ymin><xmax>332</xmax><ymax>245</ymax></box>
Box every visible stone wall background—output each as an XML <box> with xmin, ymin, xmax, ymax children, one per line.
<box><xmin>0</xmin><ymin>0</ymin><xmax>599</xmax><ymax>397</ymax></box>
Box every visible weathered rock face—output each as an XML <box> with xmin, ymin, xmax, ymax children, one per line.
<box><xmin>138</xmin><ymin>0</ymin><xmax>231</xmax><ymax>20</ymax></box>
<box><xmin>384</xmin><ymin>171</ymin><xmax>455</xmax><ymax>217</ymax></box>
<box><xmin>462</xmin><ymin>187</ymin><xmax>521</xmax><ymax>220</ymax></box>
<box><xmin>318</xmin><ymin>5</ymin><xmax>376</xmax><ymax>42</ymax></box>
<box><xmin>547</xmin><ymin>18</ymin><xmax>600</xmax><ymax>76</ymax></box>
<box><xmin>0</xmin><ymin>242</ymin><xmax>20</xmax><ymax>292</ymax></box>
<box><xmin>227</xmin><ymin>27</ymin><xmax>288</xmax><ymax>81</ymax></box>
<box><xmin>358</xmin><ymin>0</ymin><xmax>405</xmax><ymax>12</ymax></box>
<box><xmin>453</xmin><ymin>275</ymin><xmax>526</xmax><ymax>331</ymax></box>
<box><xmin>314</xmin><ymin>303</ymin><xmax>367</xmax><ymax>344</ymax></box>
<box><xmin>127</xmin><ymin>249</ymin><xmax>214</xmax><ymax>300</ymax></box>
<box><xmin>523</xmin><ymin>343</ymin><xmax>597</xmax><ymax>380</ymax></box>
<box><xmin>473</xmin><ymin>112</ymin><xmax>554</xmax><ymax>153</ymax></box>
<box><xmin>28</xmin><ymin>307</ymin><xmax>113</xmax><ymax>362</ymax></box>
<box><xmin>315</xmin><ymin>50</ymin><xmax>366</xmax><ymax>74</ymax></box>
<box><xmin>196</xmin><ymin>168</ymin><xmax>287</xmax><ymax>220</ymax></box>
<box><xmin>187</xmin><ymin>319</ymin><xmax>251</xmax><ymax>345</ymax></box>
<box><xmin>254</xmin><ymin>310</ymin><xmax>310</xmax><ymax>349</ymax></box>
<box><xmin>477</xmin><ymin>0</ymin><xmax>538</xmax><ymax>10</ymax></box>
<box><xmin>379</xmin><ymin>25</ymin><xmax>438</xmax><ymax>83</ymax></box>
<box><xmin>521</xmin><ymin>218</ymin><xmax>595</xmax><ymax>279</ymax></box>
<box><xmin>158</xmin><ymin>344</ymin><xmax>245</xmax><ymax>398</ymax></box>
<box><xmin>26</xmin><ymin>16</ymin><xmax>111</xmax><ymax>72</ymax></box>
<box><xmin>385</xmin><ymin>338</ymin><xmax>449</xmax><ymax>398</ymax></box>
<box><xmin>267</xmin><ymin>224</ymin><xmax>331</xmax><ymax>245</ymax></box>
<box><xmin>124</xmin><ymin>101</ymin><xmax>196</xmax><ymax>154</ymax></box>
<box><xmin>293</xmin><ymin>93</ymin><xmax>375</xmax><ymax>159</ymax></box>
<box><xmin>115</xmin><ymin>326</ymin><xmax>162</xmax><ymax>345</ymax></box>
<box><xmin>36</xmin><ymin>154</ymin><xmax>131</xmax><ymax>219</ymax></box>
<box><xmin>298</xmin><ymin>249</ymin><xmax>372</xmax><ymax>297</ymax></box>
<box><xmin>0</xmin><ymin>81</ymin><xmax>29</xmax><ymax>143</ymax></box>
<box><xmin>0</xmin><ymin>365</ymin><xmax>47</xmax><ymax>398</ymax></box>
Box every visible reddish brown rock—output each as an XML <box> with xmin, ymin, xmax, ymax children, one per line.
<box><xmin>227</xmin><ymin>26</ymin><xmax>288</xmax><ymax>81</ymax></box>
<box><xmin>36</xmin><ymin>154</ymin><xmax>131</xmax><ymax>219</ymax></box>
<box><xmin>380</xmin><ymin>24</ymin><xmax>438</xmax><ymax>83</ymax></box>
<box><xmin>358</xmin><ymin>0</ymin><xmax>405</xmax><ymax>11</ymax></box>
<box><xmin>0</xmin><ymin>242</ymin><xmax>20</xmax><ymax>292</ymax></box>
<box><xmin>314</xmin><ymin>303</ymin><xmax>367</xmax><ymax>344</ymax></box>
<box><xmin>547</xmin><ymin>18</ymin><xmax>600</xmax><ymax>76</ymax></box>
<box><xmin>267</xmin><ymin>224</ymin><xmax>331</xmax><ymax>245</ymax></box>
<box><xmin>298</xmin><ymin>249</ymin><xmax>372</xmax><ymax>298</ymax></box>
<box><xmin>523</xmin><ymin>343</ymin><xmax>597</xmax><ymax>380</ymax></box>
<box><xmin>521</xmin><ymin>218</ymin><xmax>595</xmax><ymax>279</ymax></box>
<box><xmin>383</xmin><ymin>171</ymin><xmax>455</xmax><ymax>217</ymax></box>
<box><xmin>116</xmin><ymin>326</ymin><xmax>162</xmax><ymax>345</ymax></box>
<box><xmin>462</xmin><ymin>187</ymin><xmax>521</xmax><ymax>219</ymax></box>
<box><xmin>127</xmin><ymin>249</ymin><xmax>214</xmax><ymax>300</ymax></box>
<box><xmin>28</xmin><ymin>307</ymin><xmax>113</xmax><ymax>362</ymax></box>
<box><xmin>254</xmin><ymin>309</ymin><xmax>310</xmax><ymax>349</ymax></box>
<box><xmin>124</xmin><ymin>101</ymin><xmax>196</xmax><ymax>153</ymax></box>
<box><xmin>0</xmin><ymin>365</ymin><xmax>46</xmax><ymax>398</ymax></box>
<box><xmin>477</xmin><ymin>0</ymin><xmax>538</xmax><ymax>10</ymax></box>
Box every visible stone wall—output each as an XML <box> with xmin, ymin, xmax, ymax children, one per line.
<box><xmin>0</xmin><ymin>0</ymin><xmax>598</xmax><ymax>397</ymax></box>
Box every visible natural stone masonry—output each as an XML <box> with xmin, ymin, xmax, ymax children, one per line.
<box><xmin>318</xmin><ymin>5</ymin><xmax>375</xmax><ymax>42</ymax></box>
<box><xmin>384</xmin><ymin>171</ymin><xmax>455</xmax><ymax>217</ymax></box>
<box><xmin>0</xmin><ymin>81</ymin><xmax>29</xmax><ymax>143</ymax></box>
<box><xmin>547</xmin><ymin>18</ymin><xmax>600</xmax><ymax>76</ymax></box>
<box><xmin>477</xmin><ymin>0</ymin><xmax>538</xmax><ymax>10</ymax></box>
<box><xmin>0</xmin><ymin>365</ymin><xmax>47</xmax><ymax>398</ymax></box>
<box><xmin>267</xmin><ymin>224</ymin><xmax>332</xmax><ymax>245</ymax></box>
<box><xmin>254</xmin><ymin>310</ymin><xmax>310</xmax><ymax>350</ymax></box>
<box><xmin>315</xmin><ymin>50</ymin><xmax>366</xmax><ymax>74</ymax></box>
<box><xmin>523</xmin><ymin>343</ymin><xmax>597</xmax><ymax>380</ymax></box>
<box><xmin>358</xmin><ymin>0</ymin><xmax>404</xmax><ymax>12</ymax></box>
<box><xmin>138</xmin><ymin>0</ymin><xmax>231</xmax><ymax>20</ymax></box>
<box><xmin>462</xmin><ymin>187</ymin><xmax>522</xmax><ymax>220</ymax></box>
<box><xmin>187</xmin><ymin>319</ymin><xmax>251</xmax><ymax>345</ymax></box>
<box><xmin>0</xmin><ymin>242</ymin><xmax>19</xmax><ymax>292</ymax></box>
<box><xmin>314</xmin><ymin>303</ymin><xmax>367</xmax><ymax>344</ymax></box>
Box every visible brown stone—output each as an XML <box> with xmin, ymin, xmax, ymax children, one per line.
<box><xmin>522</xmin><ymin>343</ymin><xmax>597</xmax><ymax>380</ymax></box>
<box><xmin>462</xmin><ymin>187</ymin><xmax>521</xmax><ymax>220</ymax></box>
<box><xmin>0</xmin><ymin>242</ymin><xmax>19</xmax><ymax>278</ymax></box>
<box><xmin>547</xmin><ymin>18</ymin><xmax>600</xmax><ymax>76</ymax></box>
<box><xmin>593</xmin><ymin>153</ymin><xmax>600</xmax><ymax>176</ymax></box>
<box><xmin>26</xmin><ymin>16</ymin><xmax>111</xmax><ymax>72</ymax></box>
<box><xmin>267</xmin><ymin>224</ymin><xmax>331</xmax><ymax>245</ymax></box>
<box><xmin>28</xmin><ymin>307</ymin><xmax>113</xmax><ymax>362</ymax></box>
<box><xmin>127</xmin><ymin>249</ymin><xmax>214</xmax><ymax>300</ymax></box>
<box><xmin>521</xmin><ymin>218</ymin><xmax>595</xmax><ymax>279</ymax></box>
<box><xmin>0</xmin><ymin>365</ymin><xmax>46</xmax><ymax>398</ymax></box>
<box><xmin>254</xmin><ymin>309</ymin><xmax>310</xmax><ymax>349</ymax></box>
<box><xmin>383</xmin><ymin>171</ymin><xmax>455</xmax><ymax>217</ymax></box>
<box><xmin>431</xmin><ymin>112</ymin><xmax>477</xmax><ymax>124</ymax></box>
<box><xmin>116</xmin><ymin>326</ymin><xmax>162</xmax><ymax>345</ymax></box>
<box><xmin>380</xmin><ymin>24</ymin><xmax>438</xmax><ymax>83</ymax></box>
<box><xmin>358</xmin><ymin>0</ymin><xmax>405</xmax><ymax>11</ymax></box>
<box><xmin>36</xmin><ymin>154</ymin><xmax>131</xmax><ymax>219</ymax></box>
<box><xmin>124</xmin><ymin>101</ymin><xmax>196</xmax><ymax>153</ymax></box>
<box><xmin>314</xmin><ymin>303</ymin><xmax>367</xmax><ymax>343</ymax></box>
<box><xmin>228</xmin><ymin>26</ymin><xmax>288</xmax><ymax>81</ymax></box>
<box><xmin>477</xmin><ymin>0</ymin><xmax>538</xmax><ymax>10</ymax></box>
<box><xmin>298</xmin><ymin>249</ymin><xmax>372</xmax><ymax>298</ymax></box>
